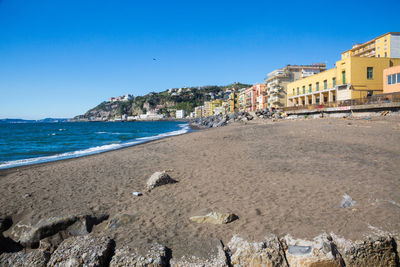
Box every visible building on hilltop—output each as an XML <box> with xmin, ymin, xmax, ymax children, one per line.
<box><xmin>264</xmin><ymin>64</ymin><xmax>326</xmax><ymax>109</ymax></box>
<box><xmin>341</xmin><ymin>32</ymin><xmax>400</xmax><ymax>59</ymax></box>
<box><xmin>109</xmin><ymin>94</ymin><xmax>134</xmax><ymax>102</ymax></box>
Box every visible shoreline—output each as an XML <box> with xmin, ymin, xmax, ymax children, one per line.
<box><xmin>0</xmin><ymin>122</ymin><xmax>195</xmax><ymax>171</ymax></box>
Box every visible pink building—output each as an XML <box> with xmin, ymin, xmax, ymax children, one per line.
<box><xmin>244</xmin><ymin>84</ymin><xmax>267</xmax><ymax>112</ymax></box>
<box><xmin>254</xmin><ymin>84</ymin><xmax>267</xmax><ymax>111</ymax></box>
<box><xmin>383</xmin><ymin>65</ymin><xmax>400</xmax><ymax>94</ymax></box>
<box><xmin>244</xmin><ymin>87</ymin><xmax>256</xmax><ymax>112</ymax></box>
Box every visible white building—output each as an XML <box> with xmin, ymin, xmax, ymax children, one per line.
<box><xmin>176</xmin><ymin>110</ymin><xmax>185</xmax><ymax>119</ymax></box>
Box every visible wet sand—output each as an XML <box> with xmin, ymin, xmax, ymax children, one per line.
<box><xmin>1</xmin><ymin>116</ymin><xmax>400</xmax><ymax>258</ymax></box>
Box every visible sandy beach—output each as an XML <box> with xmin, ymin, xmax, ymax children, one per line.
<box><xmin>1</xmin><ymin>116</ymin><xmax>400</xmax><ymax>259</ymax></box>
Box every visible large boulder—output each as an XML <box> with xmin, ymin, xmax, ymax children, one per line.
<box><xmin>189</xmin><ymin>212</ymin><xmax>238</xmax><ymax>225</ymax></box>
<box><xmin>283</xmin><ymin>234</ymin><xmax>342</xmax><ymax>267</ymax></box>
<box><xmin>47</xmin><ymin>235</ymin><xmax>114</xmax><ymax>267</ymax></box>
<box><xmin>332</xmin><ymin>233</ymin><xmax>397</xmax><ymax>267</ymax></box>
<box><xmin>170</xmin><ymin>238</ymin><xmax>227</xmax><ymax>267</ymax></box>
<box><xmin>10</xmin><ymin>213</ymin><xmax>108</xmax><ymax>248</ymax></box>
<box><xmin>228</xmin><ymin>234</ymin><xmax>286</xmax><ymax>267</ymax></box>
<box><xmin>0</xmin><ymin>250</ymin><xmax>50</xmax><ymax>267</ymax></box>
<box><xmin>146</xmin><ymin>172</ymin><xmax>177</xmax><ymax>191</ymax></box>
<box><xmin>11</xmin><ymin>215</ymin><xmax>77</xmax><ymax>248</ymax></box>
<box><xmin>110</xmin><ymin>243</ymin><xmax>167</xmax><ymax>267</ymax></box>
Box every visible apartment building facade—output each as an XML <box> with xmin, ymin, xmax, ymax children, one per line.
<box><xmin>265</xmin><ymin>64</ymin><xmax>326</xmax><ymax>108</ymax></box>
<box><xmin>341</xmin><ymin>32</ymin><xmax>400</xmax><ymax>59</ymax></box>
<box><xmin>287</xmin><ymin>57</ymin><xmax>400</xmax><ymax>106</ymax></box>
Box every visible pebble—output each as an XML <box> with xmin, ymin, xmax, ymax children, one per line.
<box><xmin>132</xmin><ymin>192</ymin><xmax>142</xmax><ymax>196</ymax></box>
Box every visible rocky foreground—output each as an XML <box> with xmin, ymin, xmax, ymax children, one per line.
<box><xmin>1</xmin><ymin>171</ymin><xmax>400</xmax><ymax>266</ymax></box>
<box><xmin>1</xmin><ymin>213</ymin><xmax>399</xmax><ymax>266</ymax></box>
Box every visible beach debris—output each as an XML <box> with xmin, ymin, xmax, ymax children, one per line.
<box><xmin>341</xmin><ymin>194</ymin><xmax>355</xmax><ymax>208</ymax></box>
<box><xmin>23</xmin><ymin>193</ymin><xmax>32</xmax><ymax>199</ymax></box>
<box><xmin>146</xmin><ymin>171</ymin><xmax>177</xmax><ymax>191</ymax></box>
<box><xmin>228</xmin><ymin>234</ymin><xmax>285</xmax><ymax>266</ymax></box>
<box><xmin>132</xmin><ymin>191</ymin><xmax>142</xmax><ymax>196</ymax></box>
<box><xmin>170</xmin><ymin>238</ymin><xmax>227</xmax><ymax>267</ymax></box>
<box><xmin>10</xmin><ymin>213</ymin><xmax>108</xmax><ymax>248</ymax></box>
<box><xmin>47</xmin><ymin>235</ymin><xmax>114</xmax><ymax>267</ymax></box>
<box><xmin>189</xmin><ymin>212</ymin><xmax>238</xmax><ymax>225</ymax></box>
<box><xmin>364</xmin><ymin>117</ymin><xmax>372</xmax><ymax>120</ymax></box>
<box><xmin>110</xmin><ymin>243</ymin><xmax>167</xmax><ymax>267</ymax></box>
<box><xmin>381</xmin><ymin>110</ymin><xmax>389</xmax><ymax>116</ymax></box>
<box><xmin>331</xmin><ymin>233</ymin><xmax>397</xmax><ymax>267</ymax></box>
<box><xmin>105</xmin><ymin>214</ymin><xmax>135</xmax><ymax>230</ymax></box>
<box><xmin>284</xmin><ymin>233</ymin><xmax>343</xmax><ymax>267</ymax></box>
<box><xmin>0</xmin><ymin>250</ymin><xmax>51</xmax><ymax>267</ymax></box>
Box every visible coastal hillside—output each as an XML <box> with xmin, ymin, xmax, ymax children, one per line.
<box><xmin>74</xmin><ymin>82</ymin><xmax>251</xmax><ymax>121</ymax></box>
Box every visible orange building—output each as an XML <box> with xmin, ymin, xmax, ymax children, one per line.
<box><xmin>383</xmin><ymin>65</ymin><xmax>400</xmax><ymax>93</ymax></box>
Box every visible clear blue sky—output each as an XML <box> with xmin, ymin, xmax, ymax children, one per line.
<box><xmin>1</xmin><ymin>0</ymin><xmax>399</xmax><ymax>119</ymax></box>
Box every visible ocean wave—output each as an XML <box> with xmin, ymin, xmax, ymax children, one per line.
<box><xmin>0</xmin><ymin>124</ymin><xmax>191</xmax><ymax>170</ymax></box>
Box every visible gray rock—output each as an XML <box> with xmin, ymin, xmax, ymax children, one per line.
<box><xmin>110</xmin><ymin>243</ymin><xmax>167</xmax><ymax>267</ymax></box>
<box><xmin>10</xmin><ymin>213</ymin><xmax>108</xmax><ymax>248</ymax></box>
<box><xmin>47</xmin><ymin>235</ymin><xmax>114</xmax><ymax>267</ymax></box>
<box><xmin>146</xmin><ymin>172</ymin><xmax>177</xmax><ymax>191</ymax></box>
<box><xmin>11</xmin><ymin>215</ymin><xmax>77</xmax><ymax>248</ymax></box>
<box><xmin>287</xmin><ymin>245</ymin><xmax>312</xmax><ymax>255</ymax></box>
<box><xmin>284</xmin><ymin>234</ymin><xmax>341</xmax><ymax>267</ymax></box>
<box><xmin>0</xmin><ymin>250</ymin><xmax>50</xmax><ymax>267</ymax></box>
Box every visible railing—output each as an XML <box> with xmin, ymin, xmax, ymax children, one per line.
<box><xmin>337</xmin><ymin>92</ymin><xmax>400</xmax><ymax>106</ymax></box>
<box><xmin>283</xmin><ymin>92</ymin><xmax>400</xmax><ymax>112</ymax></box>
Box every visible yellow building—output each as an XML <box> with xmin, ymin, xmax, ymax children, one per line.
<box><xmin>226</xmin><ymin>92</ymin><xmax>239</xmax><ymax>113</ymax></box>
<box><xmin>341</xmin><ymin>32</ymin><xmax>400</xmax><ymax>59</ymax></box>
<box><xmin>209</xmin><ymin>99</ymin><xmax>223</xmax><ymax>115</ymax></box>
<box><xmin>287</xmin><ymin>57</ymin><xmax>400</xmax><ymax>106</ymax></box>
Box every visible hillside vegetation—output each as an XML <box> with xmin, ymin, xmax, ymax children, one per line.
<box><xmin>74</xmin><ymin>82</ymin><xmax>251</xmax><ymax>120</ymax></box>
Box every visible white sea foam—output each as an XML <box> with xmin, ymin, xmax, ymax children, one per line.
<box><xmin>0</xmin><ymin>124</ymin><xmax>191</xmax><ymax>170</ymax></box>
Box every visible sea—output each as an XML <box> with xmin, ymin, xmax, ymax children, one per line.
<box><xmin>0</xmin><ymin>121</ymin><xmax>190</xmax><ymax>169</ymax></box>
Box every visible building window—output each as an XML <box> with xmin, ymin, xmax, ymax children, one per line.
<box><xmin>308</xmin><ymin>84</ymin><xmax>312</xmax><ymax>93</ymax></box>
<box><xmin>388</xmin><ymin>75</ymin><xmax>392</xmax><ymax>85</ymax></box>
<box><xmin>342</xmin><ymin>71</ymin><xmax>346</xmax><ymax>84</ymax></box>
<box><xmin>293</xmin><ymin>89</ymin><xmax>295</xmax><ymax>95</ymax></box>
<box><xmin>316</xmin><ymin>82</ymin><xmax>319</xmax><ymax>91</ymax></box>
<box><xmin>384</xmin><ymin>52</ymin><xmax>387</xmax><ymax>57</ymax></box>
<box><xmin>397</xmin><ymin>73</ymin><xmax>400</xmax><ymax>84</ymax></box>
<box><xmin>333</xmin><ymin>77</ymin><xmax>336</xmax><ymax>87</ymax></box>
<box><xmin>367</xmin><ymin>67</ymin><xmax>373</xmax><ymax>79</ymax></box>
<box><xmin>392</xmin><ymin>74</ymin><xmax>397</xmax><ymax>84</ymax></box>
<box><xmin>302</xmin><ymin>86</ymin><xmax>305</xmax><ymax>94</ymax></box>
<box><xmin>324</xmin><ymin>80</ymin><xmax>327</xmax><ymax>89</ymax></box>
<box><xmin>297</xmin><ymin>87</ymin><xmax>299</xmax><ymax>95</ymax></box>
